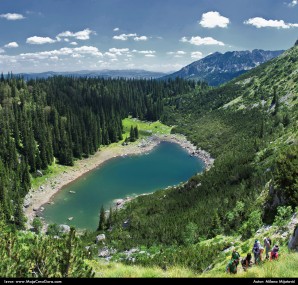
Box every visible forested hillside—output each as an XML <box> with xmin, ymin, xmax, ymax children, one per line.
<box><xmin>0</xmin><ymin>75</ymin><xmax>197</xmax><ymax>228</ymax></box>
<box><xmin>95</xmin><ymin>44</ymin><xmax>297</xmax><ymax>271</ymax></box>
<box><xmin>0</xmin><ymin>44</ymin><xmax>297</xmax><ymax>278</ymax></box>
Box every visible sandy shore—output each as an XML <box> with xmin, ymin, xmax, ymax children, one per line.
<box><xmin>24</xmin><ymin>134</ymin><xmax>214</xmax><ymax>225</ymax></box>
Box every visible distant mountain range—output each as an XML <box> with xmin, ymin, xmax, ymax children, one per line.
<box><xmin>162</xmin><ymin>49</ymin><xmax>284</xmax><ymax>86</ymax></box>
<box><xmin>16</xmin><ymin>69</ymin><xmax>168</xmax><ymax>80</ymax></box>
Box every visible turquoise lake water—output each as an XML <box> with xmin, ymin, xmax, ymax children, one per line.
<box><xmin>42</xmin><ymin>141</ymin><xmax>205</xmax><ymax>230</ymax></box>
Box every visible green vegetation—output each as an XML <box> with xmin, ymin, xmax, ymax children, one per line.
<box><xmin>0</xmin><ymin>44</ymin><xmax>297</xmax><ymax>278</ymax></box>
<box><xmin>88</xmin><ymin>44</ymin><xmax>298</xmax><ymax>277</ymax></box>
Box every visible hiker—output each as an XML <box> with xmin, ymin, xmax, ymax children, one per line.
<box><xmin>241</xmin><ymin>253</ymin><xmax>253</xmax><ymax>271</ymax></box>
<box><xmin>226</xmin><ymin>259</ymin><xmax>237</xmax><ymax>274</ymax></box>
<box><xmin>270</xmin><ymin>244</ymin><xmax>279</xmax><ymax>260</ymax></box>
<box><xmin>258</xmin><ymin>246</ymin><xmax>264</xmax><ymax>263</ymax></box>
<box><xmin>252</xmin><ymin>239</ymin><xmax>261</xmax><ymax>264</ymax></box>
<box><xmin>231</xmin><ymin>248</ymin><xmax>240</xmax><ymax>267</ymax></box>
<box><xmin>264</xmin><ymin>237</ymin><xmax>272</xmax><ymax>259</ymax></box>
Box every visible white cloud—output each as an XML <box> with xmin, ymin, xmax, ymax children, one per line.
<box><xmin>288</xmin><ymin>0</ymin><xmax>298</xmax><ymax>7</ymax></box>
<box><xmin>199</xmin><ymin>11</ymin><xmax>230</xmax><ymax>28</ymax></box>
<box><xmin>71</xmin><ymin>53</ymin><xmax>83</xmax><ymax>58</ymax></box>
<box><xmin>191</xmin><ymin>51</ymin><xmax>203</xmax><ymax>59</ymax></box>
<box><xmin>105</xmin><ymin>48</ymin><xmax>130</xmax><ymax>58</ymax></box>
<box><xmin>73</xmin><ymin>46</ymin><xmax>102</xmax><ymax>56</ymax></box>
<box><xmin>244</xmin><ymin>17</ymin><xmax>298</xmax><ymax>28</ymax></box>
<box><xmin>19</xmin><ymin>46</ymin><xmax>102</xmax><ymax>60</ymax></box>
<box><xmin>167</xmin><ymin>50</ymin><xmax>186</xmax><ymax>57</ymax></box>
<box><xmin>0</xmin><ymin>13</ymin><xmax>25</xmax><ymax>20</ymax></box>
<box><xmin>132</xmin><ymin>50</ymin><xmax>156</xmax><ymax>54</ymax></box>
<box><xmin>145</xmin><ymin>54</ymin><xmax>155</xmax><ymax>57</ymax></box>
<box><xmin>105</xmin><ymin>52</ymin><xmax>117</xmax><ymax>58</ymax></box>
<box><xmin>113</xmin><ymin>27</ymin><xmax>120</xmax><ymax>31</ymax></box>
<box><xmin>26</xmin><ymin>36</ymin><xmax>56</xmax><ymax>45</ymax></box>
<box><xmin>0</xmin><ymin>48</ymin><xmax>5</xmax><ymax>53</ymax></box>
<box><xmin>108</xmin><ymin>48</ymin><xmax>130</xmax><ymax>55</ymax></box>
<box><xmin>180</xmin><ymin>36</ymin><xmax>225</xmax><ymax>46</ymax></box>
<box><xmin>113</xmin><ymin>33</ymin><xmax>137</xmax><ymax>40</ymax></box>
<box><xmin>70</xmin><ymin>42</ymin><xmax>78</xmax><ymax>46</ymax></box>
<box><xmin>4</xmin><ymin>42</ymin><xmax>19</xmax><ymax>48</ymax></box>
<box><xmin>134</xmin><ymin>36</ymin><xmax>148</xmax><ymax>41</ymax></box>
<box><xmin>57</xmin><ymin>28</ymin><xmax>96</xmax><ymax>40</ymax></box>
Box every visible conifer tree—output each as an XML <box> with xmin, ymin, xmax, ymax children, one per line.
<box><xmin>97</xmin><ymin>205</ymin><xmax>106</xmax><ymax>231</ymax></box>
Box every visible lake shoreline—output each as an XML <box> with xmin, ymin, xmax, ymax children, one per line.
<box><xmin>24</xmin><ymin>134</ymin><xmax>214</xmax><ymax>227</ymax></box>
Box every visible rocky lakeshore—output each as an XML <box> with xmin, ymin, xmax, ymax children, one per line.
<box><xmin>24</xmin><ymin>134</ymin><xmax>214</xmax><ymax>227</ymax></box>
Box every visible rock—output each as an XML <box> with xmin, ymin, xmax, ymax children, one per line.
<box><xmin>36</xmin><ymin>170</ymin><xmax>43</xmax><ymax>177</ymax></box>
<box><xmin>40</xmin><ymin>186</ymin><xmax>44</xmax><ymax>191</ymax></box>
<box><xmin>69</xmin><ymin>191</ymin><xmax>76</xmax><ymax>194</ymax></box>
<box><xmin>68</xmin><ymin>217</ymin><xmax>73</xmax><ymax>221</ymax></box>
<box><xmin>24</xmin><ymin>200</ymin><xmax>31</xmax><ymax>208</ymax></box>
<box><xmin>59</xmin><ymin>224</ymin><xmax>70</xmax><ymax>234</ymax></box>
<box><xmin>98</xmin><ymin>248</ymin><xmax>110</xmax><ymax>257</ymax></box>
<box><xmin>96</xmin><ymin>234</ymin><xmax>106</xmax><ymax>244</ymax></box>
<box><xmin>33</xmin><ymin>207</ymin><xmax>38</xmax><ymax>211</ymax></box>
<box><xmin>288</xmin><ymin>225</ymin><xmax>298</xmax><ymax>251</ymax></box>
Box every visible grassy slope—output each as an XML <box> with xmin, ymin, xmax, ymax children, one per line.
<box><xmin>85</xmin><ymin>45</ymin><xmax>298</xmax><ymax>277</ymax></box>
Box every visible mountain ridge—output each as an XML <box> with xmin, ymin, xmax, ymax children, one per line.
<box><xmin>162</xmin><ymin>49</ymin><xmax>284</xmax><ymax>86</ymax></box>
<box><xmin>14</xmin><ymin>69</ymin><xmax>168</xmax><ymax>80</ymax></box>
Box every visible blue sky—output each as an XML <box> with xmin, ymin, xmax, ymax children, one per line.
<box><xmin>0</xmin><ymin>0</ymin><xmax>297</xmax><ymax>73</ymax></box>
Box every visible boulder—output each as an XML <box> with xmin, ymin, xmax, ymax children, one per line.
<box><xmin>288</xmin><ymin>225</ymin><xmax>298</xmax><ymax>251</ymax></box>
<box><xmin>59</xmin><ymin>224</ymin><xmax>70</xmax><ymax>234</ymax></box>
<box><xmin>96</xmin><ymin>234</ymin><xmax>106</xmax><ymax>244</ymax></box>
<box><xmin>23</xmin><ymin>199</ymin><xmax>31</xmax><ymax>208</ymax></box>
<box><xmin>36</xmin><ymin>170</ymin><xmax>43</xmax><ymax>177</ymax></box>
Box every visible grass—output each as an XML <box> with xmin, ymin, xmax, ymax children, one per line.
<box><xmin>86</xmin><ymin>259</ymin><xmax>198</xmax><ymax>278</ymax></box>
<box><xmin>86</xmin><ymin>249</ymin><xmax>298</xmax><ymax>278</ymax></box>
<box><xmin>30</xmin><ymin>159</ymin><xmax>69</xmax><ymax>190</ymax></box>
<box><xmin>122</xmin><ymin>117</ymin><xmax>172</xmax><ymax>139</ymax></box>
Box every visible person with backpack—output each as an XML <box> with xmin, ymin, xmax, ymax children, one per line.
<box><xmin>252</xmin><ymin>239</ymin><xmax>260</xmax><ymax>264</ymax></box>
<box><xmin>270</xmin><ymin>244</ymin><xmax>279</xmax><ymax>260</ymax></box>
<box><xmin>231</xmin><ymin>248</ymin><xmax>240</xmax><ymax>267</ymax></box>
<box><xmin>241</xmin><ymin>253</ymin><xmax>253</xmax><ymax>271</ymax></box>
<box><xmin>264</xmin><ymin>237</ymin><xmax>272</xmax><ymax>259</ymax></box>
<box><xmin>226</xmin><ymin>259</ymin><xmax>237</xmax><ymax>274</ymax></box>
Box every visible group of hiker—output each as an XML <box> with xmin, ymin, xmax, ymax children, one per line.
<box><xmin>226</xmin><ymin>237</ymin><xmax>279</xmax><ymax>274</ymax></box>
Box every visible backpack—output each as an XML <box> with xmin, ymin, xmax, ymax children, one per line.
<box><xmin>253</xmin><ymin>244</ymin><xmax>260</xmax><ymax>254</ymax></box>
<box><xmin>241</xmin><ymin>257</ymin><xmax>246</xmax><ymax>266</ymax></box>
<box><xmin>267</xmin><ymin>238</ymin><xmax>272</xmax><ymax>246</ymax></box>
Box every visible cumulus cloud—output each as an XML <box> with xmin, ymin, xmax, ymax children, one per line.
<box><xmin>0</xmin><ymin>48</ymin><xmax>5</xmax><ymax>53</ymax></box>
<box><xmin>132</xmin><ymin>50</ymin><xmax>156</xmax><ymax>55</ymax></box>
<box><xmin>70</xmin><ymin>42</ymin><xmax>78</xmax><ymax>46</ymax></box>
<box><xmin>244</xmin><ymin>17</ymin><xmax>298</xmax><ymax>28</ymax></box>
<box><xmin>191</xmin><ymin>51</ymin><xmax>203</xmax><ymax>59</ymax></box>
<box><xmin>134</xmin><ymin>36</ymin><xmax>148</xmax><ymax>41</ymax></box>
<box><xmin>26</xmin><ymin>36</ymin><xmax>56</xmax><ymax>44</ymax></box>
<box><xmin>180</xmin><ymin>36</ymin><xmax>225</xmax><ymax>46</ymax></box>
<box><xmin>0</xmin><ymin>13</ymin><xmax>25</xmax><ymax>20</ymax></box>
<box><xmin>19</xmin><ymin>46</ymin><xmax>103</xmax><ymax>60</ymax></box>
<box><xmin>4</xmin><ymin>42</ymin><xmax>19</xmax><ymax>48</ymax></box>
<box><xmin>113</xmin><ymin>27</ymin><xmax>120</xmax><ymax>31</ymax></box>
<box><xmin>113</xmin><ymin>33</ymin><xmax>137</xmax><ymax>40</ymax></box>
<box><xmin>105</xmin><ymin>48</ymin><xmax>130</xmax><ymax>58</ymax></box>
<box><xmin>167</xmin><ymin>51</ymin><xmax>186</xmax><ymax>57</ymax></box>
<box><xmin>57</xmin><ymin>28</ymin><xmax>96</xmax><ymax>40</ymax></box>
<box><xmin>288</xmin><ymin>0</ymin><xmax>298</xmax><ymax>7</ymax></box>
<box><xmin>145</xmin><ymin>54</ymin><xmax>155</xmax><ymax>57</ymax></box>
<box><xmin>108</xmin><ymin>48</ymin><xmax>130</xmax><ymax>55</ymax></box>
<box><xmin>199</xmin><ymin>11</ymin><xmax>230</xmax><ymax>28</ymax></box>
